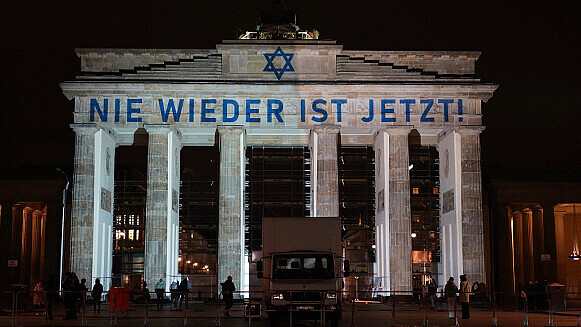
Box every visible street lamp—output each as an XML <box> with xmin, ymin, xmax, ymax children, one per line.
<box><xmin>56</xmin><ymin>168</ymin><xmax>70</xmax><ymax>293</ymax></box>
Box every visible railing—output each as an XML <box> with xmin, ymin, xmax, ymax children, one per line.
<box><xmin>0</xmin><ymin>288</ymin><xmax>580</xmax><ymax>327</ymax></box>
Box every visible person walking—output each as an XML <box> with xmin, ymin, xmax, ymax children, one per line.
<box><xmin>78</xmin><ymin>278</ymin><xmax>88</xmax><ymax>313</ymax></box>
<box><xmin>155</xmin><ymin>279</ymin><xmax>165</xmax><ymax>311</ymax></box>
<box><xmin>170</xmin><ymin>280</ymin><xmax>179</xmax><ymax>310</ymax></box>
<box><xmin>444</xmin><ymin>277</ymin><xmax>458</xmax><ymax>320</ymax></box>
<box><xmin>91</xmin><ymin>279</ymin><xmax>103</xmax><ymax>313</ymax></box>
<box><xmin>220</xmin><ymin>276</ymin><xmax>235</xmax><ymax>317</ymax></box>
<box><xmin>459</xmin><ymin>274</ymin><xmax>471</xmax><ymax>319</ymax></box>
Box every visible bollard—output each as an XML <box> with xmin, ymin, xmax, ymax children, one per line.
<box><xmin>183</xmin><ymin>295</ymin><xmax>188</xmax><ymax>327</ymax></box>
<box><xmin>144</xmin><ymin>292</ymin><xmax>149</xmax><ymax>327</ymax></box>
<box><xmin>350</xmin><ymin>298</ymin><xmax>355</xmax><ymax>327</ymax></box>
<box><xmin>547</xmin><ymin>296</ymin><xmax>553</xmax><ymax>327</ymax></box>
<box><xmin>522</xmin><ymin>297</ymin><xmax>528</xmax><ymax>326</ymax></box>
<box><xmin>391</xmin><ymin>298</ymin><xmax>396</xmax><ymax>327</ymax></box>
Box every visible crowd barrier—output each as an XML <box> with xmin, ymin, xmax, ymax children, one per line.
<box><xmin>0</xmin><ymin>288</ymin><xmax>580</xmax><ymax>326</ymax></box>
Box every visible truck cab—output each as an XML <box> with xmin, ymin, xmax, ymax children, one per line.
<box><xmin>258</xmin><ymin>217</ymin><xmax>343</xmax><ymax>326</ymax></box>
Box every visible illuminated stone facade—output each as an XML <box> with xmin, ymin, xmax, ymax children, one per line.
<box><xmin>61</xmin><ymin>39</ymin><xmax>496</xmax><ymax>292</ymax></box>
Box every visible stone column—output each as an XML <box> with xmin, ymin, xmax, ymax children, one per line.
<box><xmin>21</xmin><ymin>207</ymin><xmax>33</xmax><ymax>284</ymax></box>
<box><xmin>70</xmin><ymin>123</ymin><xmax>116</xmax><ymax>289</ymax></box>
<box><xmin>310</xmin><ymin>126</ymin><xmax>339</xmax><ymax>217</ymax></box>
<box><xmin>521</xmin><ymin>208</ymin><xmax>534</xmax><ymax>283</ymax></box>
<box><xmin>512</xmin><ymin>210</ymin><xmax>524</xmax><ymax>286</ymax></box>
<box><xmin>217</xmin><ymin>126</ymin><xmax>245</xmax><ymax>294</ymax></box>
<box><xmin>437</xmin><ymin>130</ymin><xmax>463</xmax><ymax>288</ymax></box>
<box><xmin>144</xmin><ymin>125</ymin><xmax>182</xmax><ymax>290</ymax></box>
<box><xmin>532</xmin><ymin>205</ymin><xmax>545</xmax><ymax>280</ymax></box>
<box><xmin>459</xmin><ymin>128</ymin><xmax>486</xmax><ymax>284</ymax></box>
<box><xmin>374</xmin><ymin>127</ymin><xmax>413</xmax><ymax>293</ymax></box>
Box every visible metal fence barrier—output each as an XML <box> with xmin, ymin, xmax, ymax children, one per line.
<box><xmin>0</xmin><ymin>288</ymin><xmax>580</xmax><ymax>327</ymax></box>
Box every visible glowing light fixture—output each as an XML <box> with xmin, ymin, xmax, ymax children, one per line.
<box><xmin>411</xmin><ymin>232</ymin><xmax>417</xmax><ymax>238</ymax></box>
<box><xmin>178</xmin><ymin>257</ymin><xmax>182</xmax><ymax>262</ymax></box>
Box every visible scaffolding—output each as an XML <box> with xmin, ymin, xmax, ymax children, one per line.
<box><xmin>244</xmin><ymin>146</ymin><xmax>311</xmax><ymax>252</ymax></box>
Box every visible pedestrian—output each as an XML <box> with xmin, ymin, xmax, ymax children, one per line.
<box><xmin>91</xmin><ymin>279</ymin><xmax>103</xmax><ymax>313</ymax></box>
<box><xmin>459</xmin><ymin>274</ymin><xmax>470</xmax><ymax>319</ymax></box>
<box><xmin>155</xmin><ymin>279</ymin><xmax>165</xmax><ymax>311</ymax></box>
<box><xmin>70</xmin><ymin>273</ymin><xmax>79</xmax><ymax>319</ymax></box>
<box><xmin>170</xmin><ymin>280</ymin><xmax>179</xmax><ymax>310</ymax></box>
<box><xmin>220</xmin><ymin>276</ymin><xmax>235</xmax><ymax>317</ymax></box>
<box><xmin>33</xmin><ymin>281</ymin><xmax>46</xmax><ymax>314</ymax></box>
<box><xmin>62</xmin><ymin>273</ymin><xmax>75</xmax><ymax>320</ymax></box>
<box><xmin>427</xmin><ymin>277</ymin><xmax>437</xmax><ymax>309</ymax></box>
<box><xmin>78</xmin><ymin>278</ymin><xmax>88</xmax><ymax>312</ymax></box>
<box><xmin>142</xmin><ymin>281</ymin><xmax>151</xmax><ymax>305</ymax></box>
<box><xmin>45</xmin><ymin>274</ymin><xmax>57</xmax><ymax>320</ymax></box>
<box><xmin>179</xmin><ymin>277</ymin><xmax>190</xmax><ymax>309</ymax></box>
<box><xmin>444</xmin><ymin>276</ymin><xmax>458</xmax><ymax>320</ymax></box>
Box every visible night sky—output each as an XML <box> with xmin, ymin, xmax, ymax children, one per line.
<box><xmin>1</xmin><ymin>0</ymin><xmax>580</xmax><ymax>176</ymax></box>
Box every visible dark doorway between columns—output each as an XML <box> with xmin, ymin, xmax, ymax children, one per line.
<box><xmin>408</xmin><ymin>131</ymin><xmax>441</xmax><ymax>296</ymax></box>
<box><xmin>179</xmin><ymin>146</ymin><xmax>219</xmax><ymax>299</ymax></box>
<box><xmin>112</xmin><ymin>146</ymin><xmax>147</xmax><ymax>288</ymax></box>
<box><xmin>338</xmin><ymin>146</ymin><xmax>376</xmax><ymax>299</ymax></box>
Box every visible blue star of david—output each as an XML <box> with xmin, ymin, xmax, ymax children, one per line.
<box><xmin>263</xmin><ymin>47</ymin><xmax>294</xmax><ymax>80</ymax></box>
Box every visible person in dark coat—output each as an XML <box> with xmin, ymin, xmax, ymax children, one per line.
<box><xmin>179</xmin><ymin>277</ymin><xmax>190</xmax><ymax>309</ymax></box>
<box><xmin>62</xmin><ymin>273</ymin><xmax>75</xmax><ymax>320</ymax></box>
<box><xmin>92</xmin><ymin>279</ymin><xmax>103</xmax><ymax>313</ymax></box>
<box><xmin>220</xmin><ymin>276</ymin><xmax>235</xmax><ymax>317</ymax></box>
<box><xmin>78</xmin><ymin>278</ymin><xmax>88</xmax><ymax>312</ymax></box>
<box><xmin>459</xmin><ymin>274</ymin><xmax>470</xmax><ymax>319</ymax></box>
<box><xmin>444</xmin><ymin>277</ymin><xmax>458</xmax><ymax>320</ymax></box>
<box><xmin>44</xmin><ymin>274</ymin><xmax>58</xmax><ymax>320</ymax></box>
<box><xmin>154</xmin><ymin>279</ymin><xmax>165</xmax><ymax>311</ymax></box>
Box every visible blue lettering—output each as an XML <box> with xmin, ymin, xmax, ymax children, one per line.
<box><xmin>90</xmin><ymin>98</ymin><xmax>108</xmax><ymax>122</ymax></box>
<box><xmin>438</xmin><ymin>99</ymin><xmax>454</xmax><ymax>122</ymax></box>
<box><xmin>420</xmin><ymin>99</ymin><xmax>434</xmax><ymax>122</ymax></box>
<box><xmin>267</xmin><ymin>99</ymin><xmax>283</xmax><ymax>123</ymax></box>
<box><xmin>361</xmin><ymin>99</ymin><xmax>374</xmax><ymax>122</ymax></box>
<box><xmin>222</xmin><ymin>99</ymin><xmax>239</xmax><ymax>122</ymax></box>
<box><xmin>127</xmin><ymin>99</ymin><xmax>142</xmax><ymax>122</ymax></box>
<box><xmin>201</xmin><ymin>99</ymin><xmax>216</xmax><ymax>122</ymax></box>
<box><xmin>311</xmin><ymin>99</ymin><xmax>328</xmax><ymax>123</ymax></box>
<box><xmin>300</xmin><ymin>99</ymin><xmax>306</xmax><ymax>122</ymax></box>
<box><xmin>158</xmin><ymin>99</ymin><xmax>183</xmax><ymax>123</ymax></box>
<box><xmin>246</xmin><ymin>99</ymin><xmax>261</xmax><ymax>123</ymax></box>
<box><xmin>189</xmin><ymin>99</ymin><xmax>195</xmax><ymax>122</ymax></box>
<box><xmin>114</xmin><ymin>99</ymin><xmax>120</xmax><ymax>122</ymax></box>
<box><xmin>331</xmin><ymin>99</ymin><xmax>347</xmax><ymax>123</ymax></box>
<box><xmin>400</xmin><ymin>99</ymin><xmax>415</xmax><ymax>123</ymax></box>
<box><xmin>380</xmin><ymin>99</ymin><xmax>396</xmax><ymax>122</ymax></box>
<box><xmin>458</xmin><ymin>99</ymin><xmax>464</xmax><ymax>122</ymax></box>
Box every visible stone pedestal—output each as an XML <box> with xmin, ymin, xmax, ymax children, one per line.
<box><xmin>374</xmin><ymin>127</ymin><xmax>412</xmax><ymax>293</ymax></box>
<box><xmin>217</xmin><ymin>126</ymin><xmax>245</xmax><ymax>294</ymax></box>
<box><xmin>70</xmin><ymin>124</ymin><xmax>116</xmax><ymax>289</ymax></box>
<box><xmin>144</xmin><ymin>125</ymin><xmax>181</xmax><ymax>290</ymax></box>
<box><xmin>459</xmin><ymin>128</ymin><xmax>486</xmax><ymax>284</ymax></box>
<box><xmin>310</xmin><ymin>126</ymin><xmax>339</xmax><ymax>217</ymax></box>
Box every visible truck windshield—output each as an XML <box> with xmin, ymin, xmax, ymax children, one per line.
<box><xmin>273</xmin><ymin>254</ymin><xmax>334</xmax><ymax>279</ymax></box>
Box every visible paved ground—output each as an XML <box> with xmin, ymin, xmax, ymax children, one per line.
<box><xmin>0</xmin><ymin>303</ymin><xmax>580</xmax><ymax>326</ymax></box>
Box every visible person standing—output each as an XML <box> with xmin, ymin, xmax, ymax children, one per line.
<box><xmin>78</xmin><ymin>278</ymin><xmax>88</xmax><ymax>313</ymax></box>
<box><xmin>220</xmin><ymin>276</ymin><xmax>235</xmax><ymax>317</ymax></box>
<box><xmin>444</xmin><ymin>277</ymin><xmax>458</xmax><ymax>320</ymax></box>
<box><xmin>91</xmin><ymin>279</ymin><xmax>103</xmax><ymax>313</ymax></box>
<box><xmin>427</xmin><ymin>278</ymin><xmax>437</xmax><ymax>309</ymax></box>
<box><xmin>33</xmin><ymin>281</ymin><xmax>46</xmax><ymax>314</ymax></box>
<box><xmin>179</xmin><ymin>277</ymin><xmax>191</xmax><ymax>309</ymax></box>
<box><xmin>155</xmin><ymin>279</ymin><xmax>165</xmax><ymax>311</ymax></box>
<box><xmin>459</xmin><ymin>274</ymin><xmax>471</xmax><ymax>319</ymax></box>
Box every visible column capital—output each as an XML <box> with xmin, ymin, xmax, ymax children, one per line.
<box><xmin>217</xmin><ymin>125</ymin><xmax>245</xmax><ymax>135</ymax></box>
<box><xmin>457</xmin><ymin>126</ymin><xmax>486</xmax><ymax>135</ymax></box>
<box><xmin>312</xmin><ymin>125</ymin><xmax>340</xmax><ymax>134</ymax></box>
<box><xmin>70</xmin><ymin>123</ymin><xmax>99</xmax><ymax>135</ymax></box>
<box><xmin>380</xmin><ymin>125</ymin><xmax>413</xmax><ymax>136</ymax></box>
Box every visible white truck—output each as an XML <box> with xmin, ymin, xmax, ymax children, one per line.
<box><xmin>258</xmin><ymin>217</ymin><xmax>343</xmax><ymax>327</ymax></box>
